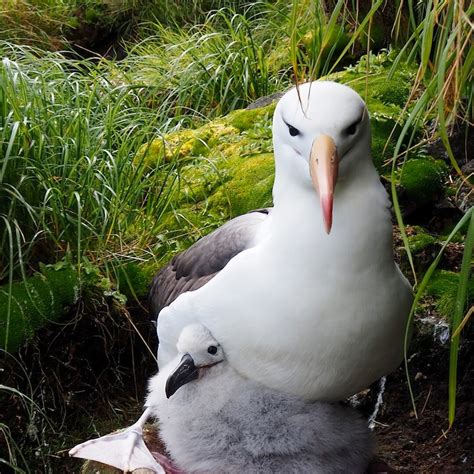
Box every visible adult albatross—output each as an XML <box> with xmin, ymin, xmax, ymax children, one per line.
<box><xmin>150</xmin><ymin>81</ymin><xmax>413</xmax><ymax>401</ymax></box>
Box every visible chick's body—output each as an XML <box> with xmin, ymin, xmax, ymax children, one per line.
<box><xmin>147</xmin><ymin>360</ymin><xmax>373</xmax><ymax>474</ymax></box>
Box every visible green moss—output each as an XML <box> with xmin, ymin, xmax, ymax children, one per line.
<box><xmin>373</xmin><ymin>80</ymin><xmax>411</xmax><ymax>107</ymax></box>
<box><xmin>228</xmin><ymin>105</ymin><xmax>275</xmax><ymax>131</ymax></box>
<box><xmin>176</xmin><ymin>161</ymin><xmax>228</xmax><ymax>204</ymax></box>
<box><xmin>400</xmin><ymin>157</ymin><xmax>448</xmax><ymax>205</ymax></box>
<box><xmin>407</xmin><ymin>227</ymin><xmax>437</xmax><ymax>253</ymax></box>
<box><xmin>136</xmin><ymin>121</ymin><xmax>244</xmax><ymax>170</ymax></box>
<box><xmin>370</xmin><ymin>115</ymin><xmax>398</xmax><ymax>170</ymax></box>
<box><xmin>426</xmin><ymin>270</ymin><xmax>474</xmax><ymax>320</ymax></box>
<box><xmin>210</xmin><ymin>153</ymin><xmax>275</xmax><ymax>217</ymax></box>
<box><xmin>0</xmin><ymin>266</ymin><xmax>80</xmax><ymax>352</ymax></box>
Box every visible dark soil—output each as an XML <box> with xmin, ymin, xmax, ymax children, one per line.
<box><xmin>0</xmin><ymin>289</ymin><xmax>158</xmax><ymax>473</ymax></box>
<box><xmin>373</xmin><ymin>321</ymin><xmax>473</xmax><ymax>473</ymax></box>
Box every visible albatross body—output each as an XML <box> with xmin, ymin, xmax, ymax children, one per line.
<box><xmin>151</xmin><ymin>81</ymin><xmax>413</xmax><ymax>401</ymax></box>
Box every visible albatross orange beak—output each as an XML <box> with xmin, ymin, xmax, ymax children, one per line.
<box><xmin>309</xmin><ymin>135</ymin><xmax>339</xmax><ymax>234</ymax></box>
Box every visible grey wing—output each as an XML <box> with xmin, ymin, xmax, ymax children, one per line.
<box><xmin>149</xmin><ymin>209</ymin><xmax>270</xmax><ymax>317</ymax></box>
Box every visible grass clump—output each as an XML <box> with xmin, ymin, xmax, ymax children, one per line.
<box><xmin>426</xmin><ymin>270</ymin><xmax>474</xmax><ymax>322</ymax></box>
<box><xmin>124</xmin><ymin>6</ymin><xmax>287</xmax><ymax>121</ymax></box>
<box><xmin>0</xmin><ymin>42</ymin><xmax>178</xmax><ymax>286</ymax></box>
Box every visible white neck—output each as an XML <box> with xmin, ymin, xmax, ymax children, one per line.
<box><xmin>264</xmin><ymin>152</ymin><xmax>394</xmax><ymax>273</ymax></box>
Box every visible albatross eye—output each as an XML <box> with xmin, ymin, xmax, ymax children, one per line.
<box><xmin>345</xmin><ymin>122</ymin><xmax>358</xmax><ymax>136</ymax></box>
<box><xmin>207</xmin><ymin>345</ymin><xmax>218</xmax><ymax>355</ymax></box>
<box><xmin>287</xmin><ymin>124</ymin><xmax>300</xmax><ymax>137</ymax></box>
<box><xmin>345</xmin><ymin>116</ymin><xmax>363</xmax><ymax>136</ymax></box>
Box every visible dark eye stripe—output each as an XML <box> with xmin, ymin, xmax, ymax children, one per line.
<box><xmin>345</xmin><ymin>122</ymin><xmax>357</xmax><ymax>135</ymax></box>
<box><xmin>282</xmin><ymin>117</ymin><xmax>300</xmax><ymax>137</ymax></box>
<box><xmin>345</xmin><ymin>115</ymin><xmax>363</xmax><ymax>136</ymax></box>
<box><xmin>288</xmin><ymin>124</ymin><xmax>300</xmax><ymax>136</ymax></box>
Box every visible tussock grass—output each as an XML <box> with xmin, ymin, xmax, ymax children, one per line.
<box><xmin>124</xmin><ymin>3</ymin><xmax>289</xmax><ymax>120</ymax></box>
<box><xmin>0</xmin><ymin>42</ymin><xmax>178</xmax><ymax>287</ymax></box>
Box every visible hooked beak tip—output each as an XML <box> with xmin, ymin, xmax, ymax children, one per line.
<box><xmin>321</xmin><ymin>195</ymin><xmax>333</xmax><ymax>234</ymax></box>
<box><xmin>165</xmin><ymin>354</ymin><xmax>199</xmax><ymax>399</ymax></box>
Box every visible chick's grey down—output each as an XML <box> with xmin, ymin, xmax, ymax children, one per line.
<box><xmin>147</xmin><ymin>324</ymin><xmax>374</xmax><ymax>474</ymax></box>
<box><xmin>150</xmin><ymin>80</ymin><xmax>413</xmax><ymax>401</ymax></box>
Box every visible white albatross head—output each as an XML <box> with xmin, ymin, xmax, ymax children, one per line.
<box><xmin>165</xmin><ymin>324</ymin><xmax>225</xmax><ymax>398</ymax></box>
<box><xmin>273</xmin><ymin>81</ymin><xmax>370</xmax><ymax>234</ymax></box>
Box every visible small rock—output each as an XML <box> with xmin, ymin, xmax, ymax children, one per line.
<box><xmin>403</xmin><ymin>440</ymin><xmax>416</xmax><ymax>450</ymax></box>
<box><xmin>414</xmin><ymin>371</ymin><xmax>424</xmax><ymax>381</ymax></box>
<box><xmin>461</xmin><ymin>159</ymin><xmax>474</xmax><ymax>176</ymax></box>
<box><xmin>246</xmin><ymin>92</ymin><xmax>285</xmax><ymax>110</ymax></box>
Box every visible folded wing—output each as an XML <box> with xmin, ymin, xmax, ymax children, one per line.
<box><xmin>149</xmin><ymin>209</ymin><xmax>269</xmax><ymax>317</ymax></box>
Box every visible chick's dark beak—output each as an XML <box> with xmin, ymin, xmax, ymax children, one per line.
<box><xmin>165</xmin><ymin>353</ymin><xmax>199</xmax><ymax>399</ymax></box>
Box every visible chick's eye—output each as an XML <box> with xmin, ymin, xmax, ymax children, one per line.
<box><xmin>287</xmin><ymin>124</ymin><xmax>300</xmax><ymax>137</ymax></box>
<box><xmin>207</xmin><ymin>345</ymin><xmax>218</xmax><ymax>355</ymax></box>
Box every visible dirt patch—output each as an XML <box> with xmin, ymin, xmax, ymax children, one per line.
<box><xmin>373</xmin><ymin>323</ymin><xmax>473</xmax><ymax>473</ymax></box>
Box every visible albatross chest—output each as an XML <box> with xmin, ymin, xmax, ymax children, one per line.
<box><xmin>158</xmin><ymin>235</ymin><xmax>412</xmax><ymax>401</ymax></box>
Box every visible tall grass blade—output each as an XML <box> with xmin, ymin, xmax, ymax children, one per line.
<box><xmin>448</xmin><ymin>210</ymin><xmax>474</xmax><ymax>427</ymax></box>
<box><xmin>419</xmin><ymin>0</ymin><xmax>434</xmax><ymax>79</ymax></box>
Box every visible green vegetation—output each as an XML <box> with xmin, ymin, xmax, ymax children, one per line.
<box><xmin>122</xmin><ymin>6</ymin><xmax>288</xmax><ymax>120</ymax></box>
<box><xmin>0</xmin><ymin>43</ymin><xmax>178</xmax><ymax>281</ymax></box>
<box><xmin>0</xmin><ymin>0</ymin><xmax>472</xmax><ymax>471</ymax></box>
<box><xmin>407</xmin><ymin>227</ymin><xmax>437</xmax><ymax>254</ymax></box>
<box><xmin>427</xmin><ymin>270</ymin><xmax>474</xmax><ymax>321</ymax></box>
<box><xmin>0</xmin><ymin>265</ymin><xmax>80</xmax><ymax>352</ymax></box>
<box><xmin>400</xmin><ymin>157</ymin><xmax>448</xmax><ymax>205</ymax></box>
